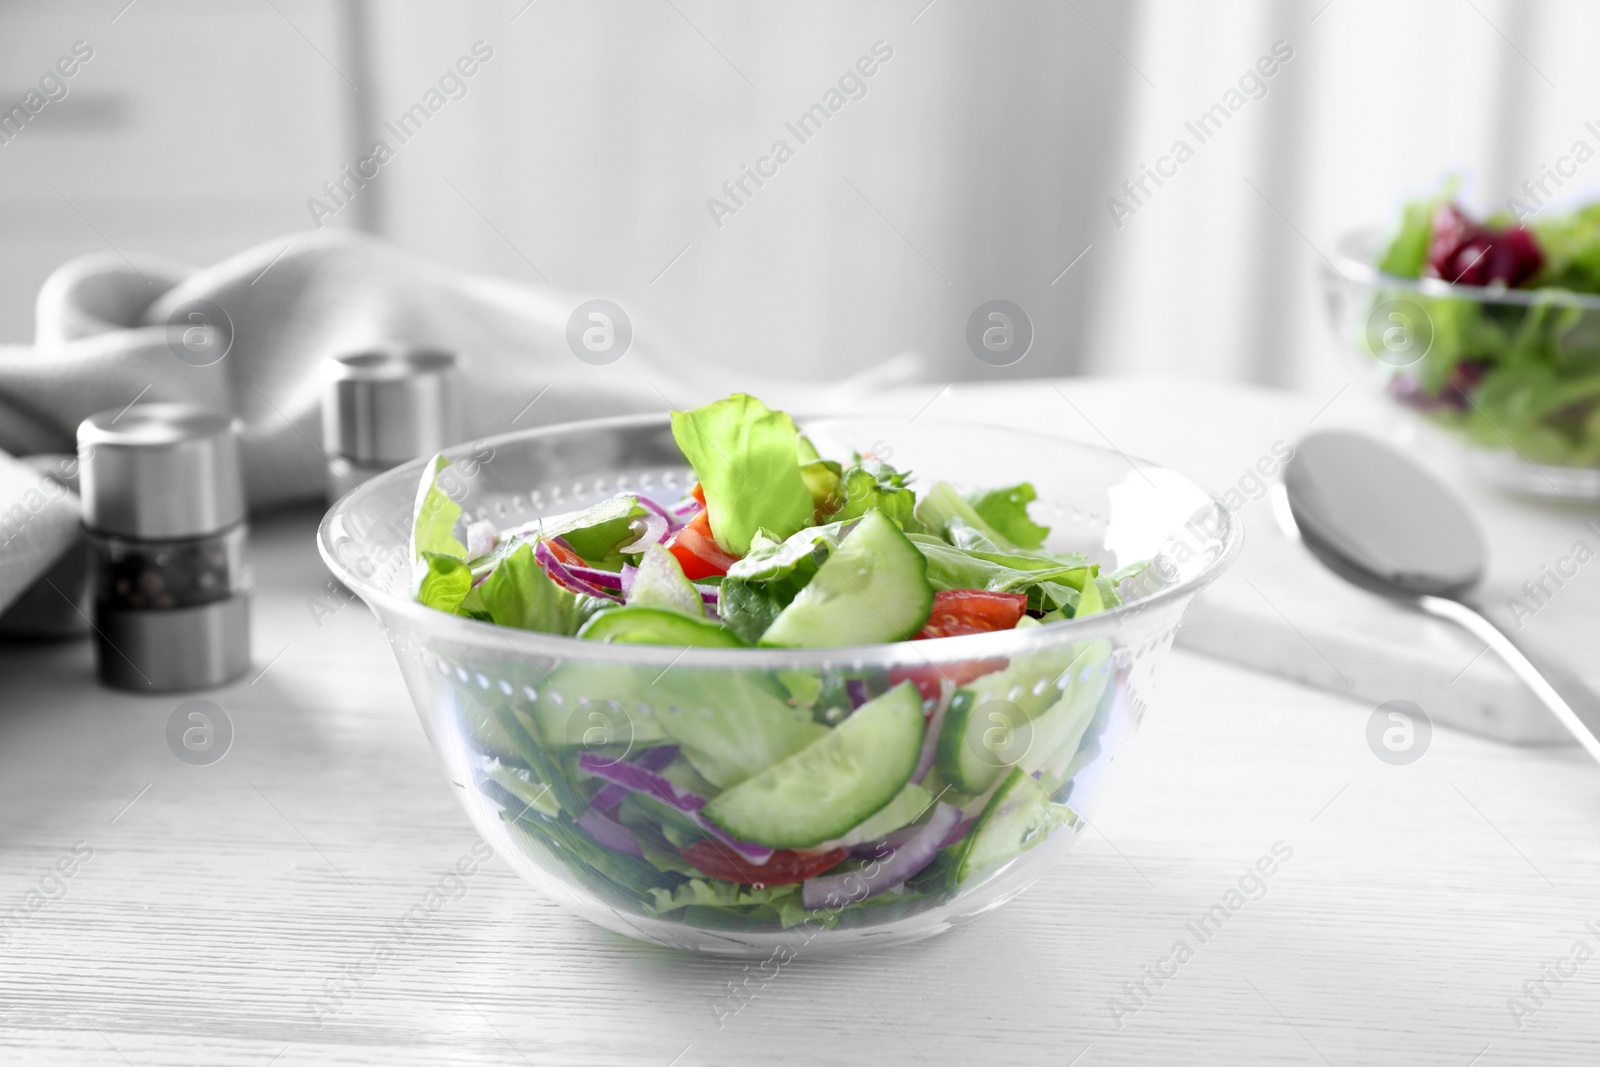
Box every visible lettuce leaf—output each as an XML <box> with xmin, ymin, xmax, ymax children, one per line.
<box><xmin>909</xmin><ymin>534</ymin><xmax>1093</xmax><ymax>614</ymax></box>
<box><xmin>965</xmin><ymin>482</ymin><xmax>1049</xmax><ymax>550</ymax></box>
<box><xmin>411</xmin><ymin>454</ymin><xmax>466</xmax><ymax>561</ymax></box>
<box><xmin>463</xmin><ymin>542</ymin><xmax>581</xmax><ymax>633</ymax></box>
<box><xmin>914</xmin><ymin>480</ymin><xmax>1014</xmax><ymax>550</ymax></box>
<box><xmin>670</xmin><ymin>393</ymin><xmax>814</xmax><ymax>556</ymax></box>
<box><xmin>718</xmin><ymin>522</ymin><xmax>847</xmax><ymax>643</ymax></box>
<box><xmin>417</xmin><ymin>551</ymin><xmax>473</xmax><ymax>613</ymax></box>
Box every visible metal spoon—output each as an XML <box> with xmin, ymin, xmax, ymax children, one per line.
<box><xmin>1277</xmin><ymin>430</ymin><xmax>1600</xmax><ymax>764</ymax></box>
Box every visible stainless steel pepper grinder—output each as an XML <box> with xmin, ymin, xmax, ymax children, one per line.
<box><xmin>322</xmin><ymin>346</ymin><xmax>460</xmax><ymax>502</ymax></box>
<box><xmin>78</xmin><ymin>403</ymin><xmax>251</xmax><ymax>691</ymax></box>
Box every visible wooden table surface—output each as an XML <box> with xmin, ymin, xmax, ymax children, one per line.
<box><xmin>5</xmin><ymin>429</ymin><xmax>1600</xmax><ymax>1066</ymax></box>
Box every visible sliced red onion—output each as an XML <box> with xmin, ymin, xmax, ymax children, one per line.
<box><xmin>575</xmin><ymin>808</ymin><xmax>643</xmax><ymax>857</ymax></box>
<box><xmin>588</xmin><ymin>745</ymin><xmax>678</xmax><ymax>815</ymax></box>
<box><xmin>845</xmin><ymin>679</ymin><xmax>870</xmax><ymax>709</ymax></box>
<box><xmin>535</xmin><ymin>539</ymin><xmax>623</xmax><ymax>602</ymax></box>
<box><xmin>465</xmin><ymin>519</ymin><xmax>498</xmax><ymax>561</ymax></box>
<box><xmin>620</xmin><ymin>510</ymin><xmax>670</xmax><ymax>554</ymax></box>
<box><xmin>636</xmin><ymin>495</ymin><xmax>687</xmax><ymax>536</ymax></box>
<box><xmin>802</xmin><ymin>803</ymin><xmax>961</xmax><ymax>910</ymax></box>
<box><xmin>562</xmin><ymin>561</ymin><xmax>627</xmax><ymax>591</ymax></box>
<box><xmin>911</xmin><ymin>679</ymin><xmax>954</xmax><ymax>784</ymax></box>
<box><xmin>576</xmin><ymin>752</ymin><xmax>773</xmax><ymax>864</ymax></box>
<box><xmin>695</xmin><ymin>583</ymin><xmax>720</xmax><ymax>606</ymax></box>
<box><xmin>618</xmin><ymin>563</ymin><xmax>638</xmax><ymax>599</ymax></box>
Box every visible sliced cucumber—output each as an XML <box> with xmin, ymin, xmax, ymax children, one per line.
<box><xmin>701</xmin><ymin>680</ymin><xmax>925</xmax><ymax>849</ymax></box>
<box><xmin>651</xmin><ymin>670</ymin><xmax>827</xmax><ymax>788</ymax></box>
<box><xmin>1018</xmin><ymin>640</ymin><xmax>1112</xmax><ymax>777</ymax></box>
<box><xmin>934</xmin><ymin>639</ymin><xmax>1093</xmax><ymax>794</ymax></box>
<box><xmin>578</xmin><ymin>605</ymin><xmax>745</xmax><ymax>648</ymax></box>
<box><xmin>758</xmin><ymin>509</ymin><xmax>933</xmax><ymax>649</ymax></box>
<box><xmin>525</xmin><ymin>661</ymin><xmax>669</xmax><ymax>748</ymax></box>
<box><xmin>954</xmin><ymin>766</ymin><xmax>1074</xmax><ymax>882</ymax></box>
<box><xmin>822</xmin><ymin>781</ymin><xmax>932</xmax><ymax>849</ymax></box>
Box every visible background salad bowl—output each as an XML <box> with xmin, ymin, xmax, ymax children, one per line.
<box><xmin>1324</xmin><ymin>206</ymin><xmax>1600</xmax><ymax>499</ymax></box>
<box><xmin>318</xmin><ymin>413</ymin><xmax>1241</xmax><ymax>955</ymax></box>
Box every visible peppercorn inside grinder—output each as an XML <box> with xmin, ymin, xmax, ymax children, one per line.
<box><xmin>77</xmin><ymin>404</ymin><xmax>251</xmax><ymax>691</ymax></box>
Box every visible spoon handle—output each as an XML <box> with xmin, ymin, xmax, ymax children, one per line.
<box><xmin>1419</xmin><ymin>595</ymin><xmax>1600</xmax><ymax>766</ymax></box>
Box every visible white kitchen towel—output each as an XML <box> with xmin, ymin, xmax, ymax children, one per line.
<box><xmin>0</xmin><ymin>229</ymin><xmax>923</xmax><ymax>633</ymax></box>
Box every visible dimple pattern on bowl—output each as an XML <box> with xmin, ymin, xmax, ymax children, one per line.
<box><xmin>319</xmin><ymin>414</ymin><xmax>1240</xmax><ymax>955</ymax></box>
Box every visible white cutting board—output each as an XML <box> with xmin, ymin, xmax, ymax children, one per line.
<box><xmin>874</xmin><ymin>375</ymin><xmax>1600</xmax><ymax>744</ymax></box>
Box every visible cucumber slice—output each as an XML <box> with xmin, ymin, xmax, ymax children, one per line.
<box><xmin>934</xmin><ymin>639</ymin><xmax>1093</xmax><ymax>794</ymax></box>
<box><xmin>701</xmin><ymin>681</ymin><xmax>925</xmax><ymax>849</ymax></box>
<box><xmin>954</xmin><ymin>766</ymin><xmax>1074</xmax><ymax>882</ymax></box>
<box><xmin>578</xmin><ymin>605</ymin><xmax>745</xmax><ymax>648</ymax></box>
<box><xmin>651</xmin><ymin>670</ymin><xmax>828</xmax><ymax>788</ymax></box>
<box><xmin>526</xmin><ymin>661</ymin><xmax>669</xmax><ymax>748</ymax></box>
<box><xmin>758</xmin><ymin>509</ymin><xmax>933</xmax><ymax>649</ymax></box>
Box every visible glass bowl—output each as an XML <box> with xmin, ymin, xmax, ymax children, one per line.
<box><xmin>1324</xmin><ymin>229</ymin><xmax>1600</xmax><ymax>499</ymax></box>
<box><xmin>317</xmin><ymin>413</ymin><xmax>1241</xmax><ymax>955</ymax></box>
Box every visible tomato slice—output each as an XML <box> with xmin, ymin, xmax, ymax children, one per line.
<box><xmin>666</xmin><ymin>508</ymin><xmax>739</xmax><ymax>580</ymax></box>
<box><xmin>915</xmin><ymin>589</ymin><xmax>1028</xmax><ymax>639</ymax></box>
<box><xmin>544</xmin><ymin>538</ymin><xmax>586</xmax><ymax>568</ymax></box>
<box><xmin>691</xmin><ymin>482</ymin><xmax>706</xmax><ymax>507</ymax></box>
<box><xmin>682</xmin><ymin>840</ymin><xmax>848</xmax><ymax>885</ymax></box>
<box><xmin>889</xmin><ymin>658</ymin><xmax>1009</xmax><ymax>707</ymax></box>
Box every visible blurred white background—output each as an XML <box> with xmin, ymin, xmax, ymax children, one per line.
<box><xmin>2</xmin><ymin>0</ymin><xmax>1597</xmax><ymax>394</ymax></box>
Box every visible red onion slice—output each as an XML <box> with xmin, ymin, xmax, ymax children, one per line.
<box><xmin>576</xmin><ymin>752</ymin><xmax>773</xmax><ymax>864</ymax></box>
<box><xmin>588</xmin><ymin>746</ymin><xmax>678</xmax><ymax>815</ymax></box>
<box><xmin>574</xmin><ymin>808</ymin><xmax>643</xmax><ymax>857</ymax></box>
<box><xmin>534</xmin><ymin>539</ymin><xmax>623</xmax><ymax>601</ymax></box>
<box><xmin>801</xmin><ymin>803</ymin><xmax>961</xmax><ymax>910</ymax></box>
<box><xmin>911</xmin><ymin>678</ymin><xmax>954</xmax><ymax>784</ymax></box>
<box><xmin>636</xmin><ymin>494</ymin><xmax>687</xmax><ymax>536</ymax></box>
<box><xmin>620</xmin><ymin>510</ymin><xmax>670</xmax><ymax>554</ymax></box>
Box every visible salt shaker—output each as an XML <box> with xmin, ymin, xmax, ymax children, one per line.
<box><xmin>322</xmin><ymin>346</ymin><xmax>460</xmax><ymax>502</ymax></box>
<box><xmin>78</xmin><ymin>404</ymin><xmax>251</xmax><ymax>691</ymax></box>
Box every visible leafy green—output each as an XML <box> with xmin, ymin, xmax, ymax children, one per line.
<box><xmin>718</xmin><ymin>523</ymin><xmax>846</xmax><ymax>643</ymax></box>
<box><xmin>412</xmin><ymin>454</ymin><xmax>466</xmax><ymax>561</ymax></box>
<box><xmin>914</xmin><ymin>480</ymin><xmax>1015</xmax><ymax>550</ymax></box>
<box><xmin>460</xmin><ymin>542</ymin><xmax>581</xmax><ymax>633</ymax></box>
<box><xmin>1376</xmin><ymin>185</ymin><xmax>1450</xmax><ymax>279</ymax></box>
<box><xmin>966</xmin><ymin>482</ymin><xmax>1050</xmax><ymax>549</ymax></box>
<box><xmin>832</xmin><ymin>456</ymin><xmax>921</xmax><ymax>530</ymax></box>
<box><xmin>909</xmin><ymin>534</ymin><xmax>1093</xmax><ymax>614</ymax></box>
<box><xmin>670</xmin><ymin>393</ymin><xmax>814</xmax><ymax>555</ymax></box>
<box><xmin>416</xmin><ymin>551</ymin><xmax>473</xmax><ymax>613</ymax></box>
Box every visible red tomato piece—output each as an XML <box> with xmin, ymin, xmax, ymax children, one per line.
<box><xmin>915</xmin><ymin>589</ymin><xmax>1028</xmax><ymax>639</ymax></box>
<box><xmin>666</xmin><ymin>508</ymin><xmax>739</xmax><ymax>580</ymax></box>
<box><xmin>682</xmin><ymin>841</ymin><xmax>849</xmax><ymax>885</ymax></box>
<box><xmin>691</xmin><ymin>482</ymin><xmax>706</xmax><ymax>507</ymax></box>
<box><xmin>889</xmin><ymin>658</ymin><xmax>1010</xmax><ymax>707</ymax></box>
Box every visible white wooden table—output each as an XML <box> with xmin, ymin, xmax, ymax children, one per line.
<box><xmin>6</xmin><ymin>396</ymin><xmax>1600</xmax><ymax>1066</ymax></box>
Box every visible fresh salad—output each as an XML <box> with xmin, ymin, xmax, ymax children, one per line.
<box><xmin>412</xmin><ymin>393</ymin><xmax>1133</xmax><ymax>931</ymax></box>
<box><xmin>1370</xmin><ymin>187</ymin><xmax>1600</xmax><ymax>466</ymax></box>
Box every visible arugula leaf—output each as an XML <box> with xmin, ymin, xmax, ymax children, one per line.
<box><xmin>914</xmin><ymin>480</ymin><xmax>1014</xmax><ymax>550</ymax></box>
<box><xmin>416</xmin><ymin>551</ymin><xmax>473</xmax><ymax>613</ymax></box>
<box><xmin>909</xmin><ymin>534</ymin><xmax>1094</xmax><ymax>614</ymax></box>
<box><xmin>966</xmin><ymin>482</ymin><xmax>1050</xmax><ymax>549</ymax></box>
<box><xmin>468</xmin><ymin>542</ymin><xmax>581</xmax><ymax>634</ymax></box>
<box><xmin>670</xmin><ymin>393</ymin><xmax>814</xmax><ymax>555</ymax></box>
<box><xmin>411</xmin><ymin>454</ymin><xmax>465</xmax><ymax>561</ymax></box>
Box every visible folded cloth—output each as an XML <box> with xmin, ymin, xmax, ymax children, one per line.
<box><xmin>0</xmin><ymin>229</ymin><xmax>924</xmax><ymax>635</ymax></box>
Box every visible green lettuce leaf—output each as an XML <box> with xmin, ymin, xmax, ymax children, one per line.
<box><xmin>463</xmin><ymin>542</ymin><xmax>581</xmax><ymax>634</ymax></box>
<box><xmin>909</xmin><ymin>534</ymin><xmax>1093</xmax><ymax>614</ymax></box>
<box><xmin>670</xmin><ymin>393</ymin><xmax>814</xmax><ymax>555</ymax></box>
<box><xmin>412</xmin><ymin>454</ymin><xmax>465</xmax><ymax>561</ymax></box>
<box><xmin>417</xmin><ymin>551</ymin><xmax>473</xmax><ymax>613</ymax></box>
<box><xmin>965</xmin><ymin>482</ymin><xmax>1049</xmax><ymax>549</ymax></box>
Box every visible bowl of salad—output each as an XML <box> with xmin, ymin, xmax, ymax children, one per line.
<box><xmin>1327</xmin><ymin>189</ymin><xmax>1600</xmax><ymax>497</ymax></box>
<box><xmin>318</xmin><ymin>393</ymin><xmax>1240</xmax><ymax>954</ymax></box>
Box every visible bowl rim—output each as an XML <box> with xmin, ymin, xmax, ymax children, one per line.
<box><xmin>1332</xmin><ymin>228</ymin><xmax>1600</xmax><ymax>311</ymax></box>
<box><xmin>316</xmin><ymin>410</ymin><xmax>1245</xmax><ymax>668</ymax></box>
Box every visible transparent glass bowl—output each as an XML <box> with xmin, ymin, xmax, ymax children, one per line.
<box><xmin>1324</xmin><ymin>230</ymin><xmax>1600</xmax><ymax>499</ymax></box>
<box><xmin>317</xmin><ymin>414</ymin><xmax>1241</xmax><ymax>955</ymax></box>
